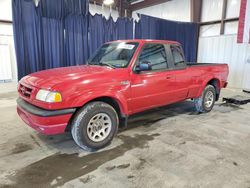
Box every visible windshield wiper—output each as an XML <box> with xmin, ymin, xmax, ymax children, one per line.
<box><xmin>99</xmin><ymin>62</ymin><xmax>116</xmax><ymax>69</ymax></box>
<box><xmin>88</xmin><ymin>61</ymin><xmax>116</xmax><ymax>69</ymax></box>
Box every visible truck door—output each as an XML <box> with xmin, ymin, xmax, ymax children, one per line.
<box><xmin>129</xmin><ymin>43</ymin><xmax>174</xmax><ymax>113</ymax></box>
<box><xmin>165</xmin><ymin>44</ymin><xmax>191</xmax><ymax>102</ymax></box>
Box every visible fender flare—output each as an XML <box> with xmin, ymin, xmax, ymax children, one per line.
<box><xmin>71</xmin><ymin>90</ymin><xmax>129</xmax><ymax>115</ymax></box>
<box><xmin>196</xmin><ymin>76</ymin><xmax>221</xmax><ymax>98</ymax></box>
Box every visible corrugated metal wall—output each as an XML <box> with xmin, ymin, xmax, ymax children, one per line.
<box><xmin>132</xmin><ymin>0</ymin><xmax>191</xmax><ymax>22</ymax></box>
<box><xmin>0</xmin><ymin>23</ymin><xmax>17</xmax><ymax>82</ymax></box>
<box><xmin>0</xmin><ymin>44</ymin><xmax>12</xmax><ymax>80</ymax></box>
<box><xmin>198</xmin><ymin>35</ymin><xmax>250</xmax><ymax>89</ymax></box>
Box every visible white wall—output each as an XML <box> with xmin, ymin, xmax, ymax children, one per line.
<box><xmin>201</xmin><ymin>0</ymin><xmax>223</xmax><ymax>22</ymax></box>
<box><xmin>198</xmin><ymin>0</ymin><xmax>247</xmax><ymax>89</ymax></box>
<box><xmin>0</xmin><ymin>23</ymin><xmax>17</xmax><ymax>82</ymax></box>
<box><xmin>132</xmin><ymin>0</ymin><xmax>191</xmax><ymax>22</ymax></box>
<box><xmin>0</xmin><ymin>0</ymin><xmax>17</xmax><ymax>82</ymax></box>
<box><xmin>0</xmin><ymin>0</ymin><xmax>12</xmax><ymax>21</ymax></box>
<box><xmin>89</xmin><ymin>4</ymin><xmax>119</xmax><ymax>21</ymax></box>
<box><xmin>198</xmin><ymin>35</ymin><xmax>250</xmax><ymax>89</ymax></box>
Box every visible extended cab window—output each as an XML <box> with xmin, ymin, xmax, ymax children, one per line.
<box><xmin>171</xmin><ymin>45</ymin><xmax>186</xmax><ymax>68</ymax></box>
<box><xmin>138</xmin><ymin>44</ymin><xmax>168</xmax><ymax>71</ymax></box>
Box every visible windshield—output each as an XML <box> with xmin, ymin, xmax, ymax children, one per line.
<box><xmin>88</xmin><ymin>42</ymin><xmax>139</xmax><ymax>68</ymax></box>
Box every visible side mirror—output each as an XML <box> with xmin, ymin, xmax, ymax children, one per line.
<box><xmin>135</xmin><ymin>61</ymin><xmax>152</xmax><ymax>72</ymax></box>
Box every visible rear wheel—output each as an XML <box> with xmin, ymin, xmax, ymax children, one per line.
<box><xmin>194</xmin><ymin>85</ymin><xmax>216</xmax><ymax>113</ymax></box>
<box><xmin>71</xmin><ymin>102</ymin><xmax>119</xmax><ymax>151</ymax></box>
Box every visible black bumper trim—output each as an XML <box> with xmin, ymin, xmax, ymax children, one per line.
<box><xmin>17</xmin><ymin>98</ymin><xmax>76</xmax><ymax>117</ymax></box>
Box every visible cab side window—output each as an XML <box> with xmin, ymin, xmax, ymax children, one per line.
<box><xmin>171</xmin><ymin>45</ymin><xmax>186</xmax><ymax>68</ymax></box>
<box><xmin>138</xmin><ymin>44</ymin><xmax>168</xmax><ymax>71</ymax></box>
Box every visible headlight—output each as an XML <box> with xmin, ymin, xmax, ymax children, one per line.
<box><xmin>36</xmin><ymin>89</ymin><xmax>62</xmax><ymax>103</ymax></box>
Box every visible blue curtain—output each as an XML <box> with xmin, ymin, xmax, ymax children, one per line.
<box><xmin>12</xmin><ymin>0</ymin><xmax>89</xmax><ymax>79</ymax></box>
<box><xmin>12</xmin><ymin>1</ymin><xmax>197</xmax><ymax>80</ymax></box>
<box><xmin>41</xmin><ymin>18</ymin><xmax>65</xmax><ymax>68</ymax></box>
<box><xmin>88</xmin><ymin>15</ymin><xmax>134</xmax><ymax>57</ymax></box>
<box><xmin>64</xmin><ymin>0</ymin><xmax>89</xmax><ymax>66</ymax></box>
<box><xmin>12</xmin><ymin>0</ymin><xmax>44</xmax><ymax>79</ymax></box>
<box><xmin>64</xmin><ymin>15</ymin><xmax>88</xmax><ymax>66</ymax></box>
<box><xmin>40</xmin><ymin>0</ymin><xmax>65</xmax><ymax>19</ymax></box>
<box><xmin>114</xmin><ymin>17</ymin><xmax>133</xmax><ymax>40</ymax></box>
<box><xmin>88</xmin><ymin>14</ymin><xmax>105</xmax><ymax>57</ymax></box>
<box><xmin>65</xmin><ymin>0</ymin><xmax>89</xmax><ymax>16</ymax></box>
<box><xmin>158</xmin><ymin>19</ymin><xmax>198</xmax><ymax>62</ymax></box>
<box><xmin>39</xmin><ymin>0</ymin><xmax>65</xmax><ymax>69</ymax></box>
<box><xmin>135</xmin><ymin>15</ymin><xmax>158</xmax><ymax>39</ymax></box>
<box><xmin>40</xmin><ymin>0</ymin><xmax>89</xmax><ymax>18</ymax></box>
<box><xmin>135</xmin><ymin>14</ymin><xmax>198</xmax><ymax>62</ymax></box>
<box><xmin>104</xmin><ymin>18</ymin><xmax>115</xmax><ymax>42</ymax></box>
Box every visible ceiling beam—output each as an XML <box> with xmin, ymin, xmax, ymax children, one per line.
<box><xmin>118</xmin><ymin>0</ymin><xmax>131</xmax><ymax>17</ymax></box>
<box><xmin>129</xmin><ymin>0</ymin><xmax>170</xmax><ymax>11</ymax></box>
<box><xmin>0</xmin><ymin>19</ymin><xmax>12</xmax><ymax>24</ymax></box>
<box><xmin>199</xmin><ymin>17</ymin><xmax>239</xmax><ymax>26</ymax></box>
<box><xmin>89</xmin><ymin>0</ymin><xmax>131</xmax><ymax>17</ymax></box>
<box><xmin>89</xmin><ymin>0</ymin><xmax>118</xmax><ymax>10</ymax></box>
<box><xmin>190</xmin><ymin>0</ymin><xmax>202</xmax><ymax>23</ymax></box>
<box><xmin>220</xmin><ymin>0</ymin><xmax>227</xmax><ymax>34</ymax></box>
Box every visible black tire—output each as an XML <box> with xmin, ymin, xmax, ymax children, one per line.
<box><xmin>71</xmin><ymin>101</ymin><xmax>119</xmax><ymax>151</ymax></box>
<box><xmin>194</xmin><ymin>85</ymin><xmax>216</xmax><ymax>113</ymax></box>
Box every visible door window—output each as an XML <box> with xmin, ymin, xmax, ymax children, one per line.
<box><xmin>138</xmin><ymin>44</ymin><xmax>168</xmax><ymax>71</ymax></box>
<box><xmin>171</xmin><ymin>46</ymin><xmax>186</xmax><ymax>68</ymax></box>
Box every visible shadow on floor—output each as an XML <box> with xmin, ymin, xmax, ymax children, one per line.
<box><xmin>2</xmin><ymin>100</ymin><xmax>243</xmax><ymax>188</ymax></box>
<box><xmin>35</xmin><ymin>100</ymin><xmax>196</xmax><ymax>151</ymax></box>
<box><xmin>25</xmin><ymin>100</ymin><xmax>244</xmax><ymax>154</ymax></box>
<box><xmin>124</xmin><ymin>100</ymin><xmax>196</xmax><ymax>131</ymax></box>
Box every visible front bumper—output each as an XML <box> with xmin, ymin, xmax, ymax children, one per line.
<box><xmin>17</xmin><ymin>98</ymin><xmax>76</xmax><ymax>135</ymax></box>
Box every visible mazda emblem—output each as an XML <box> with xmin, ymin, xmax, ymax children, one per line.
<box><xmin>20</xmin><ymin>87</ymin><xmax>25</xmax><ymax>95</ymax></box>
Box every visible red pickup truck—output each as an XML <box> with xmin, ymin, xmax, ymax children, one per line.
<box><xmin>17</xmin><ymin>40</ymin><xmax>229</xmax><ymax>150</ymax></box>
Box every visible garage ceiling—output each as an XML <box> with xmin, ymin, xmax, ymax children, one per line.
<box><xmin>89</xmin><ymin>0</ymin><xmax>171</xmax><ymax>16</ymax></box>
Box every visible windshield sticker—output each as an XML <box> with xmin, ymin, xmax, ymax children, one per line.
<box><xmin>117</xmin><ymin>43</ymin><xmax>135</xmax><ymax>50</ymax></box>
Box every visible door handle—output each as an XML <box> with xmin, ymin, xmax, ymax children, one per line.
<box><xmin>166</xmin><ymin>75</ymin><xmax>174</xmax><ymax>79</ymax></box>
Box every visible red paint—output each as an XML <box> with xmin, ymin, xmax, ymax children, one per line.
<box><xmin>17</xmin><ymin>40</ymin><xmax>229</xmax><ymax>135</ymax></box>
<box><xmin>237</xmin><ymin>0</ymin><xmax>247</xmax><ymax>43</ymax></box>
<box><xmin>17</xmin><ymin>106</ymin><xmax>72</xmax><ymax>135</ymax></box>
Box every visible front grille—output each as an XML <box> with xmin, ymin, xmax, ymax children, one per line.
<box><xmin>19</xmin><ymin>84</ymin><xmax>33</xmax><ymax>98</ymax></box>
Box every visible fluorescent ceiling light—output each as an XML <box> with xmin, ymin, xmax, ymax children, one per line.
<box><xmin>130</xmin><ymin>0</ymin><xmax>144</xmax><ymax>5</ymax></box>
<box><xmin>103</xmin><ymin>0</ymin><xmax>114</xmax><ymax>6</ymax></box>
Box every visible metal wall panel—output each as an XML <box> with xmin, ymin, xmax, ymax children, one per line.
<box><xmin>201</xmin><ymin>0</ymin><xmax>223</xmax><ymax>22</ymax></box>
<box><xmin>198</xmin><ymin>35</ymin><xmax>250</xmax><ymax>89</ymax></box>
<box><xmin>0</xmin><ymin>23</ymin><xmax>17</xmax><ymax>82</ymax></box>
<box><xmin>0</xmin><ymin>44</ymin><xmax>12</xmax><ymax>81</ymax></box>
<box><xmin>226</xmin><ymin>0</ymin><xmax>241</xmax><ymax>18</ymax></box>
<box><xmin>132</xmin><ymin>0</ymin><xmax>191</xmax><ymax>22</ymax></box>
<box><xmin>0</xmin><ymin>0</ymin><xmax>12</xmax><ymax>21</ymax></box>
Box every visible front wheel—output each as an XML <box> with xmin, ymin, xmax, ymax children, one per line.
<box><xmin>71</xmin><ymin>102</ymin><xmax>119</xmax><ymax>151</ymax></box>
<box><xmin>194</xmin><ymin>85</ymin><xmax>216</xmax><ymax>113</ymax></box>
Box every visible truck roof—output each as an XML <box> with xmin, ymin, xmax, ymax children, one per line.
<box><xmin>106</xmin><ymin>39</ymin><xmax>180</xmax><ymax>45</ymax></box>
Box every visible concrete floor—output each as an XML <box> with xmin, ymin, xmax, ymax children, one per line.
<box><xmin>1</xmin><ymin>84</ymin><xmax>250</xmax><ymax>188</ymax></box>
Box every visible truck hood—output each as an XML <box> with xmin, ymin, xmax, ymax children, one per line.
<box><xmin>21</xmin><ymin>65</ymin><xmax>115</xmax><ymax>89</ymax></box>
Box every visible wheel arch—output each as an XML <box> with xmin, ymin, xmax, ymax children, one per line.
<box><xmin>65</xmin><ymin>96</ymin><xmax>127</xmax><ymax>132</ymax></box>
<box><xmin>207</xmin><ymin>78</ymin><xmax>221</xmax><ymax>101</ymax></box>
<box><xmin>197</xmin><ymin>77</ymin><xmax>221</xmax><ymax>101</ymax></box>
<box><xmin>86</xmin><ymin>96</ymin><xmax>124</xmax><ymax>115</ymax></box>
